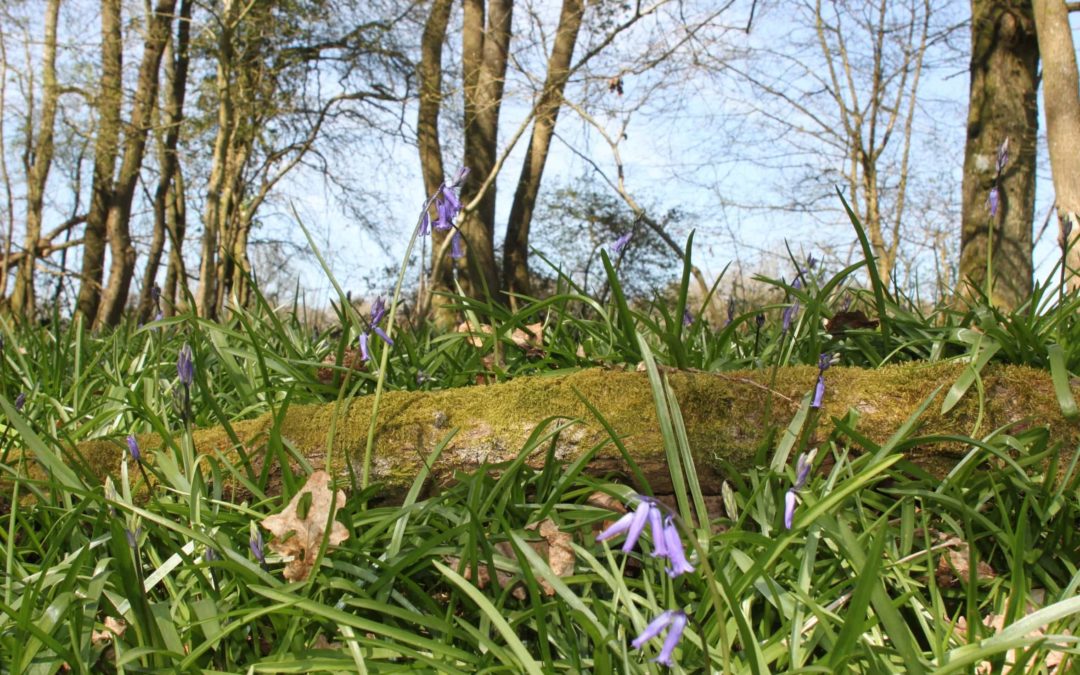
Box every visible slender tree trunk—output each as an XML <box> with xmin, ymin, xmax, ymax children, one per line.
<box><xmin>0</xmin><ymin>29</ymin><xmax>16</xmax><ymax>303</ymax></box>
<box><xmin>958</xmin><ymin>0</ymin><xmax>1038</xmax><ymax>310</ymax></box>
<box><xmin>1032</xmin><ymin>0</ymin><xmax>1080</xmax><ymax>290</ymax></box>
<box><xmin>96</xmin><ymin>0</ymin><xmax>177</xmax><ymax>328</ymax></box>
<box><xmin>458</xmin><ymin>0</ymin><xmax>513</xmax><ymax>302</ymax></box>
<box><xmin>76</xmin><ymin>0</ymin><xmax>123</xmax><ymax>325</ymax></box>
<box><xmin>139</xmin><ymin>0</ymin><xmax>191</xmax><ymax>322</ymax></box>
<box><xmin>197</xmin><ymin>4</ymin><xmax>238</xmax><ymax>320</ymax></box>
<box><xmin>10</xmin><ymin>0</ymin><xmax>61</xmax><ymax>319</ymax></box>
<box><xmin>418</xmin><ymin>0</ymin><xmax>453</xmax><ymax>326</ymax></box>
<box><xmin>163</xmin><ymin>169</ymin><xmax>187</xmax><ymax>315</ymax></box>
<box><xmin>503</xmin><ymin>0</ymin><xmax>585</xmax><ymax>302</ymax></box>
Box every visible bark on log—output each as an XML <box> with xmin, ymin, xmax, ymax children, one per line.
<box><xmin>66</xmin><ymin>363</ymin><xmax>1080</xmax><ymax>501</ymax></box>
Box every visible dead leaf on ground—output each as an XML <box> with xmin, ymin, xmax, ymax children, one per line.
<box><xmin>316</xmin><ymin>347</ymin><xmax>365</xmax><ymax>384</ymax></box>
<box><xmin>91</xmin><ymin>616</ymin><xmax>126</xmax><ymax>644</ymax></box>
<box><xmin>447</xmin><ymin>519</ymin><xmax>576</xmax><ymax>600</ymax></box>
<box><xmin>936</xmin><ymin>548</ymin><xmax>996</xmax><ymax>588</ymax></box>
<box><xmin>260</xmin><ymin>470</ymin><xmax>349</xmax><ymax>581</ymax></box>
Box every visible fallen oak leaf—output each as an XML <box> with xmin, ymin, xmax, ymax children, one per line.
<box><xmin>260</xmin><ymin>470</ymin><xmax>349</xmax><ymax>581</ymax></box>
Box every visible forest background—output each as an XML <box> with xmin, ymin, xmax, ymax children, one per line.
<box><xmin>1</xmin><ymin>0</ymin><xmax>1079</xmax><ymax>325</ymax></box>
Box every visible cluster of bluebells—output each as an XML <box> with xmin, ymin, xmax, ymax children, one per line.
<box><xmin>359</xmin><ymin>296</ymin><xmax>393</xmax><ymax>363</ymax></box>
<box><xmin>596</xmin><ymin>495</ymin><xmax>693</xmax><ymax>666</ymax></box>
<box><xmin>420</xmin><ymin>166</ymin><xmax>469</xmax><ymax>259</ymax></box>
<box><xmin>987</xmin><ymin>137</ymin><xmax>1009</xmax><ymax>217</ymax></box>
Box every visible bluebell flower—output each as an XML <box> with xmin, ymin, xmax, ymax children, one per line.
<box><xmin>725</xmin><ymin>297</ymin><xmax>736</xmax><ymax>326</ymax></box>
<box><xmin>596</xmin><ymin>495</ymin><xmax>657</xmax><ymax>555</ymax></box>
<box><xmin>177</xmin><ymin>343</ymin><xmax>194</xmax><ymax>388</ymax></box>
<box><xmin>126</xmin><ymin>435</ymin><xmax>141</xmax><ymax>463</ymax></box>
<box><xmin>359</xmin><ymin>296</ymin><xmax>394</xmax><ymax>364</ymax></box>
<box><xmin>359</xmin><ymin>332</ymin><xmax>370</xmax><ymax>362</ymax></box>
<box><xmin>988</xmin><ymin>187</ymin><xmax>1000</xmax><ymax>217</ymax></box>
<box><xmin>611</xmin><ymin>231</ymin><xmax>632</xmax><ymax>254</ymax></box>
<box><xmin>647</xmin><ymin>505</ymin><xmax>667</xmax><ymax>558</ymax></box>
<box><xmin>14</xmin><ymin>392</ymin><xmax>25</xmax><ymax>411</ymax></box>
<box><xmin>784</xmin><ymin>451</ymin><xmax>814</xmax><ymax>529</ymax></box>
<box><xmin>811</xmin><ymin>352</ymin><xmax>833</xmax><ymax>409</ymax></box>
<box><xmin>451</xmin><ymin>230</ymin><xmax>464</xmax><ymax>259</ymax></box>
<box><xmin>682</xmin><ymin>308</ymin><xmax>693</xmax><ymax>327</ymax></box>
<box><xmin>204</xmin><ymin>548</ymin><xmax>218</xmax><ymax>563</ymax></box>
<box><xmin>996</xmin><ymin>137</ymin><xmax>1009</xmax><ymax>174</ymax></box>
<box><xmin>125</xmin><ymin>526</ymin><xmax>142</xmax><ymax>548</ymax></box>
<box><xmin>632</xmin><ymin>610</ymin><xmax>688</xmax><ymax>667</ymax></box>
<box><xmin>250</xmin><ymin>529</ymin><xmax>265</xmax><ymax>565</ymax></box>
<box><xmin>663</xmin><ymin>517</ymin><xmax>695</xmax><ymax>577</ymax></box>
<box><xmin>782</xmin><ymin>298</ymin><xmax>800</xmax><ymax>333</ymax></box>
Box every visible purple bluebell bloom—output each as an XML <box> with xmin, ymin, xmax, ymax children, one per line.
<box><xmin>359</xmin><ymin>333</ymin><xmax>370</xmax><ymax>362</ymax></box>
<box><xmin>663</xmin><ymin>517</ymin><xmax>695</xmax><ymax>577</ymax></box>
<box><xmin>360</xmin><ymin>297</ymin><xmax>393</xmax><ymax>363</ymax></box>
<box><xmin>811</xmin><ymin>353</ymin><xmax>833</xmax><ymax>409</ymax></box>
<box><xmin>250</xmin><ymin>530</ymin><xmax>265</xmax><ymax>564</ymax></box>
<box><xmin>596</xmin><ymin>495</ymin><xmax>657</xmax><ymax>555</ymax></box>
<box><xmin>451</xmin><ymin>230</ymin><xmax>464</xmax><ymax>259</ymax></box>
<box><xmin>782</xmin><ymin>299</ymin><xmax>800</xmax><ymax>333</ymax></box>
<box><xmin>177</xmin><ymin>343</ymin><xmax>194</xmax><ymax>388</ymax></box>
<box><xmin>784</xmin><ymin>489</ymin><xmax>798</xmax><ymax>529</ymax></box>
<box><xmin>125</xmin><ymin>527</ymin><xmax>142</xmax><ymax>548</ymax></box>
<box><xmin>755</xmin><ymin>313</ymin><xmax>765</xmax><ymax>329</ymax></box>
<box><xmin>419</xmin><ymin>211</ymin><xmax>431</xmax><ymax>237</ymax></box>
<box><xmin>14</xmin><ymin>392</ymin><xmax>25</xmax><ymax>411</ymax></box>
<box><xmin>611</xmin><ymin>231</ymin><xmax>632</xmax><ymax>254</ymax></box>
<box><xmin>632</xmin><ymin>610</ymin><xmax>688</xmax><ymax>667</ymax></box>
<box><xmin>126</xmin><ymin>435</ymin><xmax>141</xmax><ymax>463</ymax></box>
<box><xmin>988</xmin><ymin>187</ymin><xmax>1000</xmax><ymax>217</ymax></box>
<box><xmin>682</xmin><ymin>308</ymin><xmax>693</xmax><ymax>327</ymax></box>
<box><xmin>784</xmin><ymin>451</ymin><xmax>814</xmax><ymax>529</ymax></box>
<box><xmin>996</xmin><ymin>137</ymin><xmax>1009</xmax><ymax>174</ymax></box>
<box><xmin>648</xmin><ymin>505</ymin><xmax>667</xmax><ymax>558</ymax></box>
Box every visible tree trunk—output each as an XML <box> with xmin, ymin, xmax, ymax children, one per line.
<box><xmin>418</xmin><ymin>0</ymin><xmax>453</xmax><ymax>326</ymax></box>
<box><xmin>75</xmin><ymin>0</ymin><xmax>123</xmax><ymax>325</ymax></box>
<box><xmin>196</xmin><ymin>4</ymin><xmax>239</xmax><ymax>320</ymax></box>
<box><xmin>503</xmin><ymin>0</ymin><xmax>585</xmax><ymax>302</ymax></box>
<box><xmin>162</xmin><ymin>169</ymin><xmax>188</xmax><ymax>315</ymax></box>
<box><xmin>958</xmin><ymin>0</ymin><xmax>1038</xmax><ymax>310</ymax></box>
<box><xmin>96</xmin><ymin>0</ymin><xmax>177</xmax><ymax>328</ymax></box>
<box><xmin>9</xmin><ymin>0</ymin><xmax>61</xmax><ymax>320</ymax></box>
<box><xmin>458</xmin><ymin>0</ymin><xmax>513</xmax><ymax>303</ymax></box>
<box><xmin>138</xmin><ymin>0</ymin><xmax>191</xmax><ymax>322</ymax></box>
<box><xmin>1032</xmin><ymin>0</ymin><xmax>1080</xmax><ymax>290</ymax></box>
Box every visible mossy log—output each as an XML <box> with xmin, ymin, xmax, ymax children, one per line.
<box><xmin>70</xmin><ymin>362</ymin><xmax>1079</xmax><ymax>500</ymax></box>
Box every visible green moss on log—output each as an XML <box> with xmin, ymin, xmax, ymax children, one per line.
<box><xmin>52</xmin><ymin>363</ymin><xmax>1080</xmax><ymax>499</ymax></box>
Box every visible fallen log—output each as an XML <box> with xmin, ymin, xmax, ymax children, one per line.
<box><xmin>57</xmin><ymin>362</ymin><xmax>1080</xmax><ymax>500</ymax></box>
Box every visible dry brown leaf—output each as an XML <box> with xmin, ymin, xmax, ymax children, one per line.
<box><xmin>91</xmin><ymin>616</ymin><xmax>126</xmax><ymax>644</ymax></box>
<box><xmin>447</xmin><ymin>520</ymin><xmax>576</xmax><ymax>599</ymax></box>
<box><xmin>315</xmin><ymin>347</ymin><xmax>366</xmax><ymax>384</ymax></box>
<box><xmin>260</xmin><ymin>470</ymin><xmax>349</xmax><ymax>581</ymax></box>
<box><xmin>586</xmin><ymin>491</ymin><xmax>627</xmax><ymax>513</ymax></box>
<box><xmin>961</xmin><ymin>607</ymin><xmax>1069</xmax><ymax>673</ymax></box>
<box><xmin>456</xmin><ymin>321</ymin><xmax>495</xmax><ymax>348</ymax></box>
<box><xmin>535</xmin><ymin>518</ymin><xmax>575</xmax><ymax>595</ymax></box>
<box><xmin>936</xmin><ymin>548</ymin><xmax>996</xmax><ymax>588</ymax></box>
